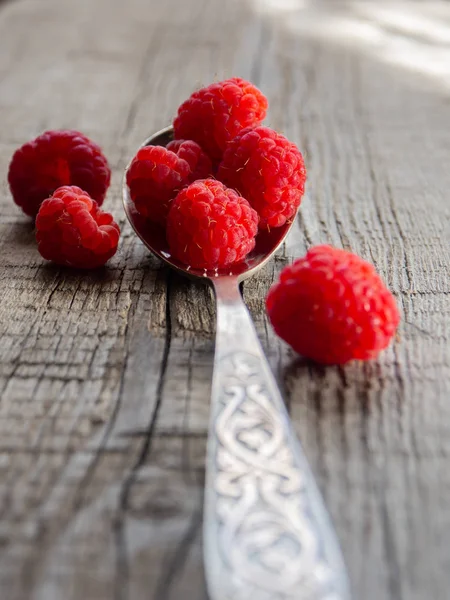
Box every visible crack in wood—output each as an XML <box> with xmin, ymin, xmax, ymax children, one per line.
<box><xmin>114</xmin><ymin>272</ymin><xmax>173</xmax><ymax>600</ymax></box>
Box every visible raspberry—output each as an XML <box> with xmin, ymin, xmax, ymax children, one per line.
<box><xmin>167</xmin><ymin>179</ymin><xmax>258</xmax><ymax>269</ymax></box>
<box><xmin>218</xmin><ymin>126</ymin><xmax>306</xmax><ymax>229</ymax></box>
<box><xmin>266</xmin><ymin>245</ymin><xmax>400</xmax><ymax>364</ymax></box>
<box><xmin>36</xmin><ymin>186</ymin><xmax>120</xmax><ymax>269</ymax></box>
<box><xmin>166</xmin><ymin>139</ymin><xmax>212</xmax><ymax>182</ymax></box>
<box><xmin>173</xmin><ymin>78</ymin><xmax>268</xmax><ymax>164</ymax></box>
<box><xmin>126</xmin><ymin>142</ymin><xmax>211</xmax><ymax>226</ymax></box>
<box><xmin>8</xmin><ymin>130</ymin><xmax>111</xmax><ymax>217</ymax></box>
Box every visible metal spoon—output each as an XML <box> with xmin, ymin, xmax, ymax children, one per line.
<box><xmin>123</xmin><ymin>127</ymin><xmax>352</xmax><ymax>600</ymax></box>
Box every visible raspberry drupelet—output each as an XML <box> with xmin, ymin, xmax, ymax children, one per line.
<box><xmin>218</xmin><ymin>126</ymin><xmax>306</xmax><ymax>229</ymax></box>
<box><xmin>126</xmin><ymin>142</ymin><xmax>211</xmax><ymax>226</ymax></box>
<box><xmin>173</xmin><ymin>78</ymin><xmax>268</xmax><ymax>165</ymax></box>
<box><xmin>166</xmin><ymin>179</ymin><xmax>259</xmax><ymax>270</ymax></box>
<box><xmin>8</xmin><ymin>130</ymin><xmax>111</xmax><ymax>217</ymax></box>
<box><xmin>266</xmin><ymin>245</ymin><xmax>400</xmax><ymax>364</ymax></box>
<box><xmin>36</xmin><ymin>186</ymin><xmax>120</xmax><ymax>269</ymax></box>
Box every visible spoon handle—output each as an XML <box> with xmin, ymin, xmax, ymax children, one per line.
<box><xmin>203</xmin><ymin>276</ymin><xmax>351</xmax><ymax>600</ymax></box>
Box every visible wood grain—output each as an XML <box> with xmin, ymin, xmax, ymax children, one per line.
<box><xmin>0</xmin><ymin>0</ymin><xmax>449</xmax><ymax>598</ymax></box>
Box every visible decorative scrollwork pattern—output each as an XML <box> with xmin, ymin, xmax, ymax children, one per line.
<box><xmin>213</xmin><ymin>351</ymin><xmax>339</xmax><ymax>600</ymax></box>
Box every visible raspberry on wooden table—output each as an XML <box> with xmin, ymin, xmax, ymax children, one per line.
<box><xmin>126</xmin><ymin>142</ymin><xmax>211</xmax><ymax>226</ymax></box>
<box><xmin>8</xmin><ymin>130</ymin><xmax>111</xmax><ymax>217</ymax></box>
<box><xmin>166</xmin><ymin>179</ymin><xmax>258</xmax><ymax>270</ymax></box>
<box><xmin>266</xmin><ymin>245</ymin><xmax>400</xmax><ymax>364</ymax></box>
<box><xmin>173</xmin><ymin>77</ymin><xmax>268</xmax><ymax>165</ymax></box>
<box><xmin>218</xmin><ymin>125</ymin><xmax>306</xmax><ymax>229</ymax></box>
<box><xmin>36</xmin><ymin>186</ymin><xmax>120</xmax><ymax>269</ymax></box>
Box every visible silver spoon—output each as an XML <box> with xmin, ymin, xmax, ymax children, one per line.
<box><xmin>123</xmin><ymin>127</ymin><xmax>352</xmax><ymax>600</ymax></box>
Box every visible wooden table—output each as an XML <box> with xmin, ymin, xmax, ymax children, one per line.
<box><xmin>0</xmin><ymin>0</ymin><xmax>449</xmax><ymax>598</ymax></box>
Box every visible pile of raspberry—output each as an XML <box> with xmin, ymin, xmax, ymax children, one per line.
<box><xmin>8</xmin><ymin>78</ymin><xmax>400</xmax><ymax>364</ymax></box>
<box><xmin>126</xmin><ymin>77</ymin><xmax>306</xmax><ymax>270</ymax></box>
<box><xmin>8</xmin><ymin>130</ymin><xmax>119</xmax><ymax>268</ymax></box>
<box><xmin>125</xmin><ymin>77</ymin><xmax>399</xmax><ymax>363</ymax></box>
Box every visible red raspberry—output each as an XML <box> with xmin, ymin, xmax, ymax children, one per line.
<box><xmin>173</xmin><ymin>78</ymin><xmax>268</xmax><ymax>164</ymax></box>
<box><xmin>167</xmin><ymin>179</ymin><xmax>258</xmax><ymax>269</ymax></box>
<box><xmin>266</xmin><ymin>246</ymin><xmax>400</xmax><ymax>364</ymax></box>
<box><xmin>8</xmin><ymin>130</ymin><xmax>111</xmax><ymax>217</ymax></box>
<box><xmin>126</xmin><ymin>142</ymin><xmax>211</xmax><ymax>226</ymax></box>
<box><xmin>218</xmin><ymin>126</ymin><xmax>306</xmax><ymax>229</ymax></box>
<box><xmin>36</xmin><ymin>186</ymin><xmax>120</xmax><ymax>269</ymax></box>
<box><xmin>166</xmin><ymin>139</ymin><xmax>212</xmax><ymax>182</ymax></box>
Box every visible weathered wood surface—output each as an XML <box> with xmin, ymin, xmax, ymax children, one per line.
<box><xmin>0</xmin><ymin>0</ymin><xmax>449</xmax><ymax>598</ymax></box>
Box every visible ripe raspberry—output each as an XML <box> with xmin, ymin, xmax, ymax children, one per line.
<box><xmin>166</xmin><ymin>139</ymin><xmax>212</xmax><ymax>182</ymax></box>
<box><xmin>218</xmin><ymin>126</ymin><xmax>306</xmax><ymax>229</ymax></box>
<box><xmin>266</xmin><ymin>246</ymin><xmax>400</xmax><ymax>364</ymax></box>
<box><xmin>8</xmin><ymin>130</ymin><xmax>111</xmax><ymax>217</ymax></box>
<box><xmin>173</xmin><ymin>78</ymin><xmax>268</xmax><ymax>164</ymax></box>
<box><xmin>36</xmin><ymin>186</ymin><xmax>120</xmax><ymax>269</ymax></box>
<box><xmin>126</xmin><ymin>142</ymin><xmax>211</xmax><ymax>226</ymax></box>
<box><xmin>167</xmin><ymin>179</ymin><xmax>258</xmax><ymax>269</ymax></box>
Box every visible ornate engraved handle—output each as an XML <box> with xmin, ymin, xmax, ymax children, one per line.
<box><xmin>203</xmin><ymin>276</ymin><xmax>352</xmax><ymax>600</ymax></box>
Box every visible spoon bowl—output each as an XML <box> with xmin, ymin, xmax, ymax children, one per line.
<box><xmin>122</xmin><ymin>126</ymin><xmax>292</xmax><ymax>281</ymax></box>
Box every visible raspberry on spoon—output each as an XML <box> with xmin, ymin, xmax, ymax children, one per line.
<box><xmin>166</xmin><ymin>139</ymin><xmax>212</xmax><ymax>182</ymax></box>
<box><xmin>173</xmin><ymin>77</ymin><xmax>268</xmax><ymax>165</ymax></box>
<box><xmin>126</xmin><ymin>142</ymin><xmax>211</xmax><ymax>226</ymax></box>
<box><xmin>166</xmin><ymin>178</ymin><xmax>258</xmax><ymax>269</ymax></box>
<box><xmin>218</xmin><ymin>125</ymin><xmax>306</xmax><ymax>229</ymax></box>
